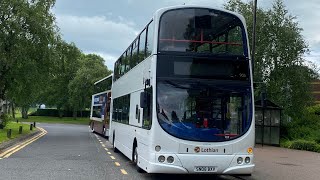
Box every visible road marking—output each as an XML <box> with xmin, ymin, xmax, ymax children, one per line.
<box><xmin>107</xmin><ymin>152</ymin><xmax>111</xmax><ymax>155</ymax></box>
<box><xmin>99</xmin><ymin>142</ymin><xmax>103</xmax><ymax>144</ymax></box>
<box><xmin>115</xmin><ymin>162</ymin><xmax>120</xmax><ymax>166</ymax></box>
<box><xmin>120</xmin><ymin>169</ymin><xmax>128</xmax><ymax>175</ymax></box>
<box><xmin>102</xmin><ymin>144</ymin><xmax>105</xmax><ymax>147</ymax></box>
<box><xmin>3</xmin><ymin>131</ymin><xmax>46</xmax><ymax>158</ymax></box>
<box><xmin>110</xmin><ymin>156</ymin><xmax>115</xmax><ymax>160</ymax></box>
<box><xmin>0</xmin><ymin>131</ymin><xmax>45</xmax><ymax>157</ymax></box>
<box><xmin>0</xmin><ymin>127</ymin><xmax>47</xmax><ymax>158</ymax></box>
<box><xmin>104</xmin><ymin>148</ymin><xmax>108</xmax><ymax>151</ymax></box>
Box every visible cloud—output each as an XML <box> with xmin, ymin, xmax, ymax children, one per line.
<box><xmin>84</xmin><ymin>51</ymin><xmax>117</xmax><ymax>70</ymax></box>
<box><xmin>56</xmin><ymin>14</ymin><xmax>139</xmax><ymax>59</ymax></box>
<box><xmin>54</xmin><ymin>0</ymin><xmax>320</xmax><ymax>68</ymax></box>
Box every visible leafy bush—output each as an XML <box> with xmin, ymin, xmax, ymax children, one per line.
<box><xmin>286</xmin><ymin>125</ymin><xmax>315</xmax><ymax>140</ymax></box>
<box><xmin>315</xmin><ymin>134</ymin><xmax>320</xmax><ymax>144</ymax></box>
<box><xmin>280</xmin><ymin>139</ymin><xmax>292</xmax><ymax>148</ymax></box>
<box><xmin>306</xmin><ymin>104</ymin><xmax>320</xmax><ymax>115</ymax></box>
<box><xmin>0</xmin><ymin>113</ymin><xmax>10</xmax><ymax>128</ymax></box>
<box><xmin>289</xmin><ymin>140</ymin><xmax>319</xmax><ymax>152</ymax></box>
<box><xmin>284</xmin><ymin>109</ymin><xmax>320</xmax><ymax>142</ymax></box>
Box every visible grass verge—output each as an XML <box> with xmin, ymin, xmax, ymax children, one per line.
<box><xmin>0</xmin><ymin>121</ymin><xmax>34</xmax><ymax>144</ymax></box>
<box><xmin>18</xmin><ymin>116</ymin><xmax>90</xmax><ymax>125</ymax></box>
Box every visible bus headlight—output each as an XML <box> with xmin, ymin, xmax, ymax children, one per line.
<box><xmin>245</xmin><ymin>157</ymin><xmax>250</xmax><ymax>164</ymax></box>
<box><xmin>237</xmin><ymin>157</ymin><xmax>243</xmax><ymax>164</ymax></box>
<box><xmin>158</xmin><ymin>155</ymin><xmax>165</xmax><ymax>163</ymax></box>
<box><xmin>155</xmin><ymin>145</ymin><xmax>161</xmax><ymax>152</ymax></box>
<box><xmin>167</xmin><ymin>156</ymin><xmax>174</xmax><ymax>163</ymax></box>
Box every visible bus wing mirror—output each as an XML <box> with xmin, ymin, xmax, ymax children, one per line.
<box><xmin>140</xmin><ymin>92</ymin><xmax>147</xmax><ymax>108</ymax></box>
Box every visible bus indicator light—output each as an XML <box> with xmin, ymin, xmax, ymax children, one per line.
<box><xmin>247</xmin><ymin>147</ymin><xmax>253</xmax><ymax>154</ymax></box>
<box><xmin>155</xmin><ymin>145</ymin><xmax>161</xmax><ymax>152</ymax></box>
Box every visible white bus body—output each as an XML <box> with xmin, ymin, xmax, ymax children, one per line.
<box><xmin>110</xmin><ymin>5</ymin><xmax>254</xmax><ymax>174</ymax></box>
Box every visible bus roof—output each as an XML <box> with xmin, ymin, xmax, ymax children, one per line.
<box><xmin>154</xmin><ymin>4</ymin><xmax>246</xmax><ymax>23</ymax></box>
<box><xmin>94</xmin><ymin>74</ymin><xmax>113</xmax><ymax>85</ymax></box>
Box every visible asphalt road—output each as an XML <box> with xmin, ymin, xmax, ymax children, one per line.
<box><xmin>0</xmin><ymin>123</ymin><xmax>318</xmax><ymax>180</ymax></box>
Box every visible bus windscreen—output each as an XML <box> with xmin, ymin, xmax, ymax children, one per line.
<box><xmin>159</xmin><ymin>8</ymin><xmax>246</xmax><ymax>56</ymax></box>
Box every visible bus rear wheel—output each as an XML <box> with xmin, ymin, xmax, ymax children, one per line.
<box><xmin>112</xmin><ymin>133</ymin><xmax>119</xmax><ymax>153</ymax></box>
<box><xmin>91</xmin><ymin>122</ymin><xmax>94</xmax><ymax>132</ymax></box>
<box><xmin>133</xmin><ymin>146</ymin><xmax>144</xmax><ymax>173</ymax></box>
<box><xmin>102</xmin><ymin>127</ymin><xmax>106</xmax><ymax>137</ymax></box>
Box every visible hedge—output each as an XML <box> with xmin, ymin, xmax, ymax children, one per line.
<box><xmin>30</xmin><ymin>109</ymin><xmax>90</xmax><ymax>117</ymax></box>
<box><xmin>289</xmin><ymin>139</ymin><xmax>320</xmax><ymax>153</ymax></box>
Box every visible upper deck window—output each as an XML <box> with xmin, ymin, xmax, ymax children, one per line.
<box><xmin>159</xmin><ymin>8</ymin><xmax>246</xmax><ymax>56</ymax></box>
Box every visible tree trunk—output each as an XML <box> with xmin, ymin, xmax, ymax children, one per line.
<box><xmin>11</xmin><ymin>102</ymin><xmax>15</xmax><ymax>119</ymax></box>
<box><xmin>21</xmin><ymin>107</ymin><xmax>29</xmax><ymax>119</ymax></box>
<box><xmin>58</xmin><ymin>107</ymin><xmax>63</xmax><ymax>118</ymax></box>
<box><xmin>73</xmin><ymin>110</ymin><xmax>77</xmax><ymax>120</ymax></box>
<box><xmin>6</xmin><ymin>100</ymin><xmax>9</xmax><ymax>114</ymax></box>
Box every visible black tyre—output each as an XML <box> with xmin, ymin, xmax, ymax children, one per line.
<box><xmin>133</xmin><ymin>146</ymin><xmax>144</xmax><ymax>173</ymax></box>
<box><xmin>90</xmin><ymin>122</ymin><xmax>94</xmax><ymax>132</ymax></box>
<box><xmin>112</xmin><ymin>133</ymin><xmax>119</xmax><ymax>153</ymax></box>
<box><xmin>102</xmin><ymin>127</ymin><xmax>106</xmax><ymax>137</ymax></box>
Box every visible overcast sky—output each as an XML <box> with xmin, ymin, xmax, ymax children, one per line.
<box><xmin>52</xmin><ymin>0</ymin><xmax>320</xmax><ymax>70</ymax></box>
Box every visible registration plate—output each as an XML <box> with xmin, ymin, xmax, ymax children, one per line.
<box><xmin>194</xmin><ymin>166</ymin><xmax>216</xmax><ymax>172</ymax></box>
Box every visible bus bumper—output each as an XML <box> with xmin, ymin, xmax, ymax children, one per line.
<box><xmin>223</xmin><ymin>164</ymin><xmax>255</xmax><ymax>174</ymax></box>
<box><xmin>148</xmin><ymin>162</ymin><xmax>188</xmax><ymax>173</ymax></box>
<box><xmin>147</xmin><ymin>153</ymin><xmax>254</xmax><ymax>174</ymax></box>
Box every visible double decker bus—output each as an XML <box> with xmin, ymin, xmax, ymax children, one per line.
<box><xmin>110</xmin><ymin>5</ymin><xmax>254</xmax><ymax>174</ymax></box>
<box><xmin>90</xmin><ymin>74</ymin><xmax>112</xmax><ymax>137</ymax></box>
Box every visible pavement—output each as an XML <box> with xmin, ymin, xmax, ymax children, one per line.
<box><xmin>252</xmin><ymin>144</ymin><xmax>320</xmax><ymax>180</ymax></box>
<box><xmin>0</xmin><ymin>123</ymin><xmax>318</xmax><ymax>180</ymax></box>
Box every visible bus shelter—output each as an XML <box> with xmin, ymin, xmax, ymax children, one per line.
<box><xmin>255</xmin><ymin>99</ymin><xmax>282</xmax><ymax>146</ymax></box>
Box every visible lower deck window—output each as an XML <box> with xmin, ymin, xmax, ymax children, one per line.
<box><xmin>112</xmin><ymin>94</ymin><xmax>130</xmax><ymax>124</ymax></box>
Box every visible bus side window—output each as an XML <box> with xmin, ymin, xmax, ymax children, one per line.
<box><xmin>146</xmin><ymin>20</ymin><xmax>154</xmax><ymax>57</ymax></box>
<box><xmin>131</xmin><ymin>39</ymin><xmax>139</xmax><ymax>68</ymax></box>
<box><xmin>142</xmin><ymin>87</ymin><xmax>152</xmax><ymax>129</ymax></box>
<box><xmin>114</xmin><ymin>61</ymin><xmax>120</xmax><ymax>81</ymax></box>
<box><xmin>126</xmin><ymin>46</ymin><xmax>132</xmax><ymax>72</ymax></box>
<box><xmin>139</xmin><ymin>28</ymin><xmax>146</xmax><ymax>62</ymax></box>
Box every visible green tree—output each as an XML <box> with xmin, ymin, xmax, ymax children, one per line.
<box><xmin>225</xmin><ymin>0</ymin><xmax>317</xmax><ymax>116</ymax></box>
<box><xmin>39</xmin><ymin>40</ymin><xmax>82</xmax><ymax>118</ymax></box>
<box><xmin>0</xmin><ymin>0</ymin><xmax>58</xmax><ymax>119</ymax></box>
<box><xmin>68</xmin><ymin>54</ymin><xmax>111</xmax><ymax>118</ymax></box>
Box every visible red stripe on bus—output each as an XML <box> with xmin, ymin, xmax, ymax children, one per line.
<box><xmin>214</xmin><ymin>134</ymin><xmax>239</xmax><ymax>137</ymax></box>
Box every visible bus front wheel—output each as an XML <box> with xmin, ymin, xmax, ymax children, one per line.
<box><xmin>133</xmin><ymin>146</ymin><xmax>144</xmax><ymax>173</ymax></box>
